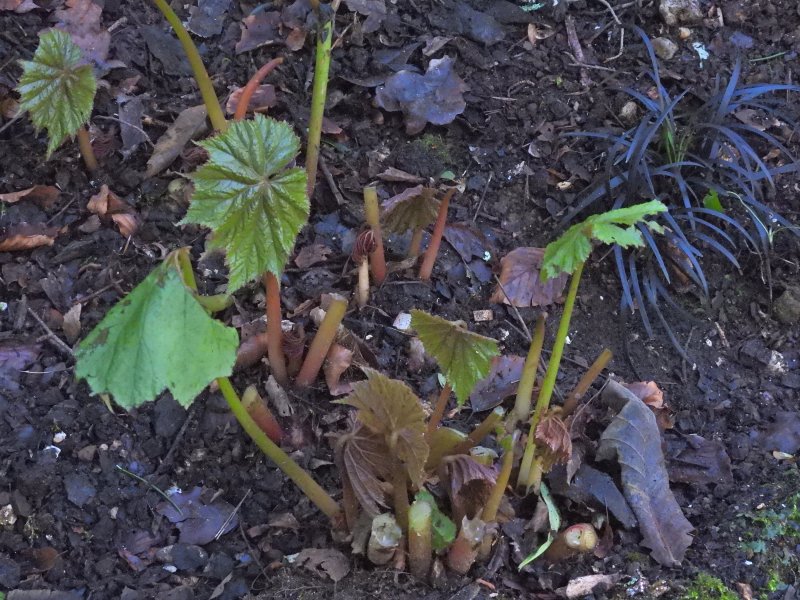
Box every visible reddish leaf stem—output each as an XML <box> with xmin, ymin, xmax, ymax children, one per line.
<box><xmin>233</xmin><ymin>57</ymin><xmax>284</xmax><ymax>121</ymax></box>
<box><xmin>295</xmin><ymin>294</ymin><xmax>347</xmax><ymax>387</ymax></box>
<box><xmin>363</xmin><ymin>187</ymin><xmax>387</xmax><ymax>284</ymax></box>
<box><xmin>418</xmin><ymin>188</ymin><xmax>455</xmax><ymax>281</ymax></box>
<box><xmin>263</xmin><ymin>273</ymin><xmax>289</xmax><ymax>387</ymax></box>
<box><xmin>426</xmin><ymin>383</ymin><xmax>452</xmax><ymax>434</ymax></box>
<box><xmin>76</xmin><ymin>126</ymin><xmax>98</xmax><ymax>171</ymax></box>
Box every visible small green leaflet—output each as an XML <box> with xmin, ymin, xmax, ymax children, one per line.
<box><xmin>541</xmin><ymin>200</ymin><xmax>668</xmax><ymax>280</ymax></box>
<box><xmin>702</xmin><ymin>189</ymin><xmax>725</xmax><ymax>213</ymax></box>
<box><xmin>518</xmin><ymin>482</ymin><xmax>560</xmax><ymax>569</ymax></box>
<box><xmin>17</xmin><ymin>29</ymin><xmax>97</xmax><ymax>158</ymax></box>
<box><xmin>75</xmin><ymin>260</ymin><xmax>239</xmax><ymax>409</ymax></box>
<box><xmin>415</xmin><ymin>490</ymin><xmax>456</xmax><ymax>550</ymax></box>
<box><xmin>182</xmin><ymin>115</ymin><xmax>309</xmax><ymax>292</ymax></box>
<box><xmin>410</xmin><ymin>310</ymin><xmax>500</xmax><ymax>405</ymax></box>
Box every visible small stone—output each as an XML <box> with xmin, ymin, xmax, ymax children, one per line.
<box><xmin>473</xmin><ymin>310</ymin><xmax>493</xmax><ymax>322</ymax></box>
<box><xmin>652</xmin><ymin>37</ymin><xmax>679</xmax><ymax>60</ymax></box>
<box><xmin>774</xmin><ymin>287</ymin><xmax>800</xmax><ymax>324</ymax></box>
<box><xmin>678</xmin><ymin>27</ymin><xmax>691</xmax><ymax>40</ymax></box>
<box><xmin>0</xmin><ymin>505</ymin><xmax>16</xmax><ymax>528</ymax></box>
<box><xmin>77</xmin><ymin>444</ymin><xmax>97</xmax><ymax>461</ymax></box>
<box><xmin>620</xmin><ymin>101</ymin><xmax>639</xmax><ymax>123</ymax></box>
<box><xmin>659</xmin><ymin>0</ymin><xmax>702</xmax><ymax>26</ymax></box>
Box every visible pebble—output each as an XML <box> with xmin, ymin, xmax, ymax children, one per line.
<box><xmin>652</xmin><ymin>37</ymin><xmax>679</xmax><ymax>60</ymax></box>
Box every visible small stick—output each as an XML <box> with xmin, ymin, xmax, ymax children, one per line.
<box><xmin>561</xmin><ymin>348</ymin><xmax>612</xmax><ymax>417</ymax></box>
<box><xmin>115</xmin><ymin>465</ymin><xmax>182</xmax><ymax>515</ymax></box>
<box><xmin>76</xmin><ymin>126</ymin><xmax>99</xmax><ymax>171</ymax></box>
<box><xmin>565</xmin><ymin>16</ymin><xmax>592</xmax><ymax>87</ymax></box>
<box><xmin>27</xmin><ymin>307</ymin><xmax>74</xmax><ymax>358</ymax></box>
<box><xmin>215</xmin><ymin>488</ymin><xmax>251</xmax><ymax>540</ymax></box>
<box><xmin>419</xmin><ymin>188</ymin><xmax>456</xmax><ymax>281</ymax></box>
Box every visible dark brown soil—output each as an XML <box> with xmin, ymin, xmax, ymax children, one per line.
<box><xmin>2</xmin><ymin>0</ymin><xmax>800</xmax><ymax>599</ymax></box>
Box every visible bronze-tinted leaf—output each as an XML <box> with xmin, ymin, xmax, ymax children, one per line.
<box><xmin>86</xmin><ymin>184</ymin><xmax>139</xmax><ymax>237</ymax></box>
<box><xmin>439</xmin><ymin>454</ymin><xmax>496</xmax><ymax>524</ymax></box>
<box><xmin>0</xmin><ymin>185</ymin><xmax>60</xmax><ymax>208</ymax></box>
<box><xmin>381</xmin><ymin>185</ymin><xmax>439</xmax><ymax>234</ymax></box>
<box><xmin>335</xmin><ymin>369</ymin><xmax>428</xmax><ymax>486</ymax></box>
<box><xmin>535</xmin><ymin>412</ymin><xmax>572</xmax><ymax>469</ymax></box>
<box><xmin>469</xmin><ymin>355</ymin><xmax>525</xmax><ymax>412</ymax></box>
<box><xmin>335</xmin><ymin>423</ymin><xmax>392</xmax><ymax>516</ymax></box>
<box><xmin>294</xmin><ymin>243</ymin><xmax>332</xmax><ymax>268</ymax></box>
<box><xmin>0</xmin><ymin>223</ymin><xmax>59</xmax><ymax>251</ymax></box>
<box><xmin>624</xmin><ymin>380</ymin><xmax>672</xmax><ymax>430</ymax></box>
<box><xmin>491</xmin><ymin>247</ymin><xmax>568</xmax><ymax>307</ymax></box>
<box><xmin>597</xmin><ymin>380</ymin><xmax>693</xmax><ymax>566</ymax></box>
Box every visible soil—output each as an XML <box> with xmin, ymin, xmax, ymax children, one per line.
<box><xmin>2</xmin><ymin>0</ymin><xmax>800</xmax><ymax>599</ymax></box>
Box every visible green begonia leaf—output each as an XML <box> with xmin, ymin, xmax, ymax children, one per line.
<box><xmin>541</xmin><ymin>200</ymin><xmax>668</xmax><ymax>280</ymax></box>
<box><xmin>182</xmin><ymin>114</ymin><xmax>309</xmax><ymax>291</ymax></box>
<box><xmin>75</xmin><ymin>258</ymin><xmax>239</xmax><ymax>409</ymax></box>
<box><xmin>415</xmin><ymin>490</ymin><xmax>456</xmax><ymax>551</ymax></box>
<box><xmin>411</xmin><ymin>310</ymin><xmax>500</xmax><ymax>405</ymax></box>
<box><xmin>17</xmin><ymin>29</ymin><xmax>97</xmax><ymax>158</ymax></box>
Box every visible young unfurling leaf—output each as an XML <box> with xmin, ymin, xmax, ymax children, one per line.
<box><xmin>335</xmin><ymin>369</ymin><xmax>428</xmax><ymax>487</ymax></box>
<box><xmin>415</xmin><ymin>490</ymin><xmax>456</xmax><ymax>551</ymax></box>
<box><xmin>335</xmin><ymin>423</ymin><xmax>392</xmax><ymax>516</ymax></box>
<box><xmin>75</xmin><ymin>250</ymin><xmax>239</xmax><ymax>409</ymax></box>
<box><xmin>181</xmin><ymin>114</ymin><xmax>309</xmax><ymax>291</ymax></box>
<box><xmin>381</xmin><ymin>185</ymin><xmax>440</xmax><ymax>233</ymax></box>
<box><xmin>17</xmin><ymin>29</ymin><xmax>97</xmax><ymax>158</ymax></box>
<box><xmin>411</xmin><ymin>310</ymin><xmax>500</xmax><ymax>405</ymax></box>
<box><xmin>541</xmin><ymin>200</ymin><xmax>668</xmax><ymax>281</ymax></box>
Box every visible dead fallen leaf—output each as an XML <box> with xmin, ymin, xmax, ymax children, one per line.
<box><xmin>62</xmin><ymin>303</ymin><xmax>82</xmax><ymax>343</ymax></box>
<box><xmin>343</xmin><ymin>0</ymin><xmax>386</xmax><ymax>33</ymax></box>
<box><xmin>188</xmin><ymin>0</ymin><xmax>231</xmax><ymax>38</ymax></box>
<box><xmin>491</xmin><ymin>247</ymin><xmax>569</xmax><ymax>307</ymax></box>
<box><xmin>145</xmin><ymin>105</ymin><xmax>208</xmax><ymax>177</ymax></box>
<box><xmin>294</xmin><ymin>243</ymin><xmax>332</xmax><ymax>268</ymax></box>
<box><xmin>236</xmin><ymin>11</ymin><xmax>282</xmax><ymax>54</ymax></box>
<box><xmin>439</xmin><ymin>454</ymin><xmax>496</xmax><ymax>525</ymax></box>
<box><xmin>335</xmin><ymin>423</ymin><xmax>392</xmax><ymax>516</ymax></box>
<box><xmin>0</xmin><ymin>342</ymin><xmax>40</xmax><ymax>392</ymax></box>
<box><xmin>756</xmin><ymin>411</ymin><xmax>800</xmax><ymax>454</ymax></box>
<box><xmin>423</xmin><ymin>36</ymin><xmax>453</xmax><ymax>56</ymax></box>
<box><xmin>549</xmin><ymin>463</ymin><xmax>637</xmax><ymax>529</ymax></box>
<box><xmin>407</xmin><ymin>337</ymin><xmax>427</xmax><ymax>373</ymax></box>
<box><xmin>225</xmin><ymin>84</ymin><xmax>277</xmax><ymax>116</ymax></box>
<box><xmin>86</xmin><ymin>185</ymin><xmax>139</xmax><ymax>237</ymax></box>
<box><xmin>377</xmin><ymin>167</ymin><xmax>425</xmax><ymax>183</ymax></box>
<box><xmin>0</xmin><ymin>223</ymin><xmax>59</xmax><ymax>251</ymax></box>
<box><xmin>55</xmin><ymin>0</ymin><xmax>124</xmax><ymax>69</ymax></box>
<box><xmin>156</xmin><ymin>487</ymin><xmax>237</xmax><ymax>545</ymax></box>
<box><xmin>324</xmin><ymin>343</ymin><xmax>354</xmax><ymax>396</ymax></box>
<box><xmin>623</xmin><ymin>380</ymin><xmax>672</xmax><ymax>430</ymax></box>
<box><xmin>562</xmin><ymin>573</ymin><xmax>621</xmax><ymax>599</ymax></box>
<box><xmin>536</xmin><ymin>412</ymin><xmax>572</xmax><ymax>468</ymax></box>
<box><xmin>381</xmin><ymin>185</ymin><xmax>439</xmax><ymax>234</ymax></box>
<box><xmin>235</xmin><ymin>332</ymin><xmax>268</xmax><ymax>370</ymax></box>
<box><xmin>375</xmin><ymin>56</ymin><xmax>467</xmax><ymax>135</ymax></box>
<box><xmin>117</xmin><ymin>95</ymin><xmax>148</xmax><ymax>159</ymax></box>
<box><xmin>667</xmin><ymin>433</ymin><xmax>733</xmax><ymax>485</ymax></box>
<box><xmin>443</xmin><ymin>222</ymin><xmax>492</xmax><ymax>264</ymax></box>
<box><xmin>0</xmin><ymin>0</ymin><xmax>37</xmax><ymax>12</ymax></box>
<box><xmin>469</xmin><ymin>355</ymin><xmax>525</xmax><ymax>412</ymax></box>
<box><xmin>597</xmin><ymin>380</ymin><xmax>693</xmax><ymax>566</ymax></box>
<box><xmin>0</xmin><ymin>185</ymin><xmax>60</xmax><ymax>208</ymax></box>
<box><xmin>295</xmin><ymin>548</ymin><xmax>350</xmax><ymax>582</ymax></box>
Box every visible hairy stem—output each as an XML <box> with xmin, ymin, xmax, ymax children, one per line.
<box><xmin>233</xmin><ymin>57</ymin><xmax>283</xmax><ymax>121</ymax></box>
<box><xmin>76</xmin><ymin>126</ymin><xmax>98</xmax><ymax>172</ymax></box>
<box><xmin>418</xmin><ymin>188</ymin><xmax>455</xmax><ymax>281</ymax></box>
<box><xmin>561</xmin><ymin>348</ymin><xmax>612</xmax><ymax>417</ymax></box>
<box><xmin>409</xmin><ymin>227</ymin><xmax>424</xmax><ymax>257</ymax></box>
<box><xmin>363</xmin><ymin>187</ymin><xmax>387</xmax><ymax>284</ymax></box>
<box><xmin>510</xmin><ymin>314</ymin><xmax>546</xmax><ymax>427</ymax></box>
<box><xmin>392</xmin><ymin>466</ymin><xmax>409</xmax><ymax>533</ymax></box>
<box><xmin>264</xmin><ymin>273</ymin><xmax>288</xmax><ymax>387</ymax></box>
<box><xmin>151</xmin><ymin>0</ymin><xmax>227</xmax><ymax>132</ymax></box>
<box><xmin>426</xmin><ymin>383</ymin><xmax>452</xmax><ymax>434</ymax></box>
<box><xmin>408</xmin><ymin>500</ymin><xmax>432</xmax><ymax>580</ymax></box>
<box><xmin>305</xmin><ymin>3</ymin><xmax>335</xmax><ymax>198</ymax></box>
<box><xmin>517</xmin><ymin>261</ymin><xmax>585</xmax><ymax>492</ymax></box>
<box><xmin>295</xmin><ymin>294</ymin><xmax>347</xmax><ymax>387</ymax></box>
<box><xmin>217</xmin><ymin>377</ymin><xmax>342</xmax><ymax>523</ymax></box>
<box><xmin>356</xmin><ymin>259</ymin><xmax>369</xmax><ymax>308</ymax></box>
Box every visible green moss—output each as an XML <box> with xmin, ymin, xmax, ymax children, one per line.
<box><xmin>682</xmin><ymin>573</ymin><xmax>738</xmax><ymax>600</ymax></box>
<box><xmin>413</xmin><ymin>134</ymin><xmax>452</xmax><ymax>164</ymax></box>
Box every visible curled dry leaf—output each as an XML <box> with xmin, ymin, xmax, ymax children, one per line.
<box><xmin>324</xmin><ymin>343</ymin><xmax>354</xmax><ymax>396</ymax></box>
<box><xmin>375</xmin><ymin>56</ymin><xmax>467</xmax><ymax>135</ymax></box>
<box><xmin>235</xmin><ymin>332</ymin><xmax>268</xmax><ymax>370</ymax></box>
<box><xmin>624</xmin><ymin>380</ymin><xmax>672</xmax><ymax>430</ymax></box>
<box><xmin>225</xmin><ymin>84</ymin><xmax>277</xmax><ymax>116</ymax></box>
<box><xmin>343</xmin><ymin>0</ymin><xmax>386</xmax><ymax>33</ymax></box>
<box><xmin>439</xmin><ymin>454</ymin><xmax>496</xmax><ymax>524</ymax></box>
<box><xmin>295</xmin><ymin>548</ymin><xmax>350</xmax><ymax>582</ymax></box>
<box><xmin>491</xmin><ymin>247</ymin><xmax>569</xmax><ymax>307</ymax></box>
<box><xmin>187</xmin><ymin>0</ymin><xmax>231</xmax><ymax>38</ymax></box>
<box><xmin>535</xmin><ymin>412</ymin><xmax>572</xmax><ymax>469</ymax></box>
<box><xmin>236</xmin><ymin>11</ymin><xmax>282</xmax><ymax>54</ymax></box>
<box><xmin>381</xmin><ymin>185</ymin><xmax>439</xmax><ymax>234</ymax></box>
<box><xmin>145</xmin><ymin>104</ymin><xmax>208</xmax><ymax>178</ymax></box>
<box><xmin>55</xmin><ymin>0</ymin><xmax>124</xmax><ymax>69</ymax></box>
<box><xmin>0</xmin><ymin>223</ymin><xmax>60</xmax><ymax>251</ymax></box>
<box><xmin>407</xmin><ymin>337</ymin><xmax>427</xmax><ymax>373</ymax></box>
<box><xmin>86</xmin><ymin>184</ymin><xmax>139</xmax><ymax>237</ymax></box>
<box><xmin>62</xmin><ymin>303</ymin><xmax>82</xmax><ymax>343</ymax></box>
<box><xmin>0</xmin><ymin>185</ymin><xmax>60</xmax><ymax>208</ymax></box>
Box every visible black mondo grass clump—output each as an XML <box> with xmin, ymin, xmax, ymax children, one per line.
<box><xmin>564</xmin><ymin>27</ymin><xmax>800</xmax><ymax>353</ymax></box>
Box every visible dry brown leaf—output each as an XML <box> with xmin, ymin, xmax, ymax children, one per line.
<box><xmin>62</xmin><ymin>303</ymin><xmax>82</xmax><ymax>343</ymax></box>
<box><xmin>145</xmin><ymin>105</ymin><xmax>208</xmax><ymax>177</ymax></box>
<box><xmin>407</xmin><ymin>337</ymin><xmax>427</xmax><ymax>373</ymax></box>
<box><xmin>0</xmin><ymin>185</ymin><xmax>60</xmax><ymax>208</ymax></box>
<box><xmin>86</xmin><ymin>185</ymin><xmax>140</xmax><ymax>237</ymax></box>
<box><xmin>377</xmin><ymin>167</ymin><xmax>425</xmax><ymax>183</ymax></box>
<box><xmin>535</xmin><ymin>412</ymin><xmax>572</xmax><ymax>469</ymax></box>
<box><xmin>295</xmin><ymin>548</ymin><xmax>350</xmax><ymax>582</ymax></box>
<box><xmin>294</xmin><ymin>243</ymin><xmax>332</xmax><ymax>268</ymax></box>
<box><xmin>236</xmin><ymin>11</ymin><xmax>282</xmax><ymax>54</ymax></box>
<box><xmin>491</xmin><ymin>247</ymin><xmax>569</xmax><ymax>307</ymax></box>
<box><xmin>55</xmin><ymin>0</ymin><xmax>122</xmax><ymax>68</ymax></box>
<box><xmin>235</xmin><ymin>332</ymin><xmax>268</xmax><ymax>370</ymax></box>
<box><xmin>0</xmin><ymin>0</ymin><xmax>37</xmax><ymax>12</ymax></box>
<box><xmin>0</xmin><ymin>223</ymin><xmax>59</xmax><ymax>251</ymax></box>
<box><xmin>624</xmin><ymin>381</ymin><xmax>664</xmax><ymax>408</ymax></box>
<box><xmin>225</xmin><ymin>84</ymin><xmax>277</xmax><ymax>116</ymax></box>
<box><xmin>324</xmin><ymin>343</ymin><xmax>354</xmax><ymax>396</ymax></box>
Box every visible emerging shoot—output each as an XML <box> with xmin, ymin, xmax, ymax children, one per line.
<box><xmin>419</xmin><ymin>188</ymin><xmax>456</xmax><ymax>280</ymax></box>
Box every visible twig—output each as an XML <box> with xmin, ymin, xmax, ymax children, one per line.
<box><xmin>72</xmin><ymin>280</ymin><xmax>124</xmax><ymax>305</ymax></box>
<box><xmin>564</xmin><ymin>16</ymin><xmax>592</xmax><ymax>87</ymax></box>
<box><xmin>604</xmin><ymin>28</ymin><xmax>625</xmax><ymax>63</ymax></box>
<box><xmin>318</xmin><ymin>154</ymin><xmax>346</xmax><ymax>205</ymax></box>
<box><xmin>216</xmin><ymin>488</ymin><xmax>251</xmax><ymax>540</ymax></box>
<box><xmin>493</xmin><ymin>275</ymin><xmax>531</xmax><ymax>342</ymax></box>
<box><xmin>156</xmin><ymin>404</ymin><xmax>197</xmax><ymax>475</ymax></box>
<box><xmin>565</xmin><ymin>53</ymin><xmax>618</xmax><ymax>73</ymax></box>
<box><xmin>472</xmin><ymin>172</ymin><xmax>493</xmax><ymax>223</ymax></box>
<box><xmin>595</xmin><ymin>0</ymin><xmax>622</xmax><ymax>24</ymax></box>
<box><xmin>27</xmin><ymin>307</ymin><xmax>74</xmax><ymax>358</ymax></box>
<box><xmin>115</xmin><ymin>465</ymin><xmax>183</xmax><ymax>515</ymax></box>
